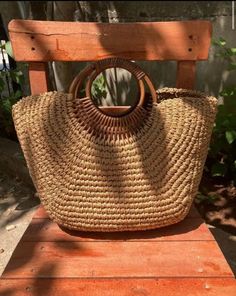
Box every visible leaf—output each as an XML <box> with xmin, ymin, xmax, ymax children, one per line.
<box><xmin>228</xmin><ymin>115</ymin><xmax>236</xmax><ymax>129</ymax></box>
<box><xmin>211</xmin><ymin>163</ymin><xmax>227</xmax><ymax>177</ymax></box>
<box><xmin>212</xmin><ymin>37</ymin><xmax>226</xmax><ymax>47</ymax></box>
<box><xmin>195</xmin><ymin>193</ymin><xmax>220</xmax><ymax>204</ymax></box>
<box><xmin>195</xmin><ymin>193</ymin><xmax>208</xmax><ymax>203</ymax></box>
<box><xmin>221</xmin><ymin>118</ymin><xmax>230</xmax><ymax>128</ymax></box>
<box><xmin>0</xmin><ymin>76</ymin><xmax>5</xmax><ymax>92</ymax></box>
<box><xmin>225</xmin><ymin>130</ymin><xmax>236</xmax><ymax>144</ymax></box>
<box><xmin>10</xmin><ymin>70</ymin><xmax>24</xmax><ymax>86</ymax></box>
<box><xmin>0</xmin><ymin>98</ymin><xmax>12</xmax><ymax>114</ymax></box>
<box><xmin>230</xmin><ymin>48</ymin><xmax>236</xmax><ymax>55</ymax></box>
<box><xmin>228</xmin><ymin>62</ymin><xmax>236</xmax><ymax>71</ymax></box>
<box><xmin>220</xmin><ymin>89</ymin><xmax>234</xmax><ymax>97</ymax></box>
<box><xmin>219</xmin><ymin>37</ymin><xmax>226</xmax><ymax>45</ymax></box>
<box><xmin>209</xmin><ymin>137</ymin><xmax>226</xmax><ymax>156</ymax></box>
<box><xmin>216</xmin><ymin>104</ymin><xmax>226</xmax><ymax>113</ymax></box>
<box><xmin>4</xmin><ymin>41</ymin><xmax>14</xmax><ymax>59</ymax></box>
<box><xmin>91</xmin><ymin>74</ymin><xmax>107</xmax><ymax>101</ymax></box>
<box><xmin>13</xmin><ymin>89</ymin><xmax>22</xmax><ymax>99</ymax></box>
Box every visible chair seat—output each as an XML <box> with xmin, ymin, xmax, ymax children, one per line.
<box><xmin>1</xmin><ymin>205</ymin><xmax>236</xmax><ymax>295</ymax></box>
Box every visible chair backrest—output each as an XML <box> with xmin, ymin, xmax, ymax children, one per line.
<box><xmin>8</xmin><ymin>19</ymin><xmax>212</xmax><ymax>95</ymax></box>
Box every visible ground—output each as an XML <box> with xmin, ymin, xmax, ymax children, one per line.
<box><xmin>196</xmin><ymin>175</ymin><xmax>236</xmax><ymax>235</ymax></box>
<box><xmin>195</xmin><ymin>175</ymin><xmax>236</xmax><ymax>275</ymax></box>
<box><xmin>0</xmin><ymin>170</ymin><xmax>39</xmax><ymax>275</ymax></box>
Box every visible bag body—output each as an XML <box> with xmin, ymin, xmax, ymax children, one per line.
<box><xmin>12</xmin><ymin>58</ymin><xmax>217</xmax><ymax>232</ymax></box>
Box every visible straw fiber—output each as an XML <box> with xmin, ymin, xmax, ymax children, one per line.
<box><xmin>12</xmin><ymin>62</ymin><xmax>217</xmax><ymax>232</ymax></box>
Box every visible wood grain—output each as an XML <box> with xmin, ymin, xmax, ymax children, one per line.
<box><xmin>29</xmin><ymin>62</ymin><xmax>48</xmax><ymax>94</ymax></box>
<box><xmin>3</xmin><ymin>241</ymin><xmax>233</xmax><ymax>278</ymax></box>
<box><xmin>1</xmin><ymin>278</ymin><xmax>236</xmax><ymax>296</ymax></box>
<box><xmin>8</xmin><ymin>20</ymin><xmax>212</xmax><ymax>62</ymax></box>
<box><xmin>4</xmin><ymin>19</ymin><xmax>235</xmax><ymax>296</ymax></box>
<box><xmin>176</xmin><ymin>61</ymin><xmax>196</xmax><ymax>89</ymax></box>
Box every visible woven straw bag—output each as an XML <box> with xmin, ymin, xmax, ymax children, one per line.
<box><xmin>12</xmin><ymin>58</ymin><xmax>217</xmax><ymax>232</ymax></box>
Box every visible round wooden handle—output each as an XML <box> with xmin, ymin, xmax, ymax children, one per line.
<box><xmin>69</xmin><ymin>58</ymin><xmax>157</xmax><ymax>117</ymax></box>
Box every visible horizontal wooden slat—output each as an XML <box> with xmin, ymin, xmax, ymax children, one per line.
<box><xmin>8</xmin><ymin>20</ymin><xmax>212</xmax><ymax>62</ymax></box>
<box><xmin>33</xmin><ymin>204</ymin><xmax>200</xmax><ymax>219</ymax></box>
<box><xmin>22</xmin><ymin>218</ymin><xmax>213</xmax><ymax>242</ymax></box>
<box><xmin>1</xmin><ymin>278</ymin><xmax>236</xmax><ymax>296</ymax></box>
<box><xmin>3</xmin><ymin>241</ymin><xmax>233</xmax><ymax>278</ymax></box>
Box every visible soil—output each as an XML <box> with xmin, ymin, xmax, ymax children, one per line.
<box><xmin>0</xmin><ymin>170</ymin><xmax>39</xmax><ymax>276</ymax></box>
<box><xmin>195</xmin><ymin>174</ymin><xmax>236</xmax><ymax>235</ymax></box>
<box><xmin>0</xmin><ymin>171</ymin><xmax>37</xmax><ymax>213</ymax></box>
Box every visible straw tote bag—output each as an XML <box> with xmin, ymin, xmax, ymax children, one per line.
<box><xmin>12</xmin><ymin>58</ymin><xmax>217</xmax><ymax>232</ymax></box>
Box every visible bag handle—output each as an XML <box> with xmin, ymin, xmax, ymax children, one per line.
<box><xmin>69</xmin><ymin>57</ymin><xmax>157</xmax><ymax>117</ymax></box>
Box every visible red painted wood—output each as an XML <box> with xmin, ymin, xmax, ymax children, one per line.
<box><xmin>1</xmin><ymin>278</ymin><xmax>236</xmax><ymax>296</ymax></box>
<box><xmin>33</xmin><ymin>205</ymin><xmax>49</xmax><ymax>218</ymax></box>
<box><xmin>29</xmin><ymin>62</ymin><xmax>48</xmax><ymax>94</ymax></box>
<box><xmin>8</xmin><ymin>20</ymin><xmax>212</xmax><ymax>62</ymax></box>
<box><xmin>3</xmin><ymin>241</ymin><xmax>233</xmax><ymax>278</ymax></box>
<box><xmin>22</xmin><ymin>218</ymin><xmax>213</xmax><ymax>242</ymax></box>
<box><xmin>176</xmin><ymin>61</ymin><xmax>196</xmax><ymax>89</ymax></box>
<box><xmin>4</xmin><ymin>18</ymin><xmax>234</xmax><ymax>296</ymax></box>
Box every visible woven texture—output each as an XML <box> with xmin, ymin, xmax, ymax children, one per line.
<box><xmin>12</xmin><ymin>88</ymin><xmax>217</xmax><ymax>231</ymax></box>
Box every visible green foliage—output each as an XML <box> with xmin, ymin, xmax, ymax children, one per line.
<box><xmin>206</xmin><ymin>38</ymin><xmax>236</xmax><ymax>184</ymax></box>
<box><xmin>195</xmin><ymin>192</ymin><xmax>220</xmax><ymax>205</ymax></box>
<box><xmin>91</xmin><ymin>74</ymin><xmax>107</xmax><ymax>104</ymax></box>
<box><xmin>0</xmin><ymin>42</ymin><xmax>25</xmax><ymax>139</ymax></box>
<box><xmin>3</xmin><ymin>41</ymin><xmax>14</xmax><ymax>59</ymax></box>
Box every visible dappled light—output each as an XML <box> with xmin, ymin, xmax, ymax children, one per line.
<box><xmin>0</xmin><ymin>2</ymin><xmax>236</xmax><ymax>295</ymax></box>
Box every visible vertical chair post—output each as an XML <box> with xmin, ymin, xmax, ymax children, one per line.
<box><xmin>176</xmin><ymin>61</ymin><xmax>196</xmax><ymax>89</ymax></box>
<box><xmin>29</xmin><ymin>62</ymin><xmax>48</xmax><ymax>95</ymax></box>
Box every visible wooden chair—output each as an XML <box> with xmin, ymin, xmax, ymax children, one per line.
<box><xmin>1</xmin><ymin>19</ymin><xmax>236</xmax><ymax>295</ymax></box>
